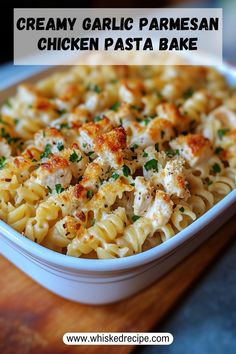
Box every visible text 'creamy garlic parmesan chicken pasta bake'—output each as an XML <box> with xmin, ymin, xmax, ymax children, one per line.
<box><xmin>0</xmin><ymin>65</ymin><xmax>235</xmax><ymax>259</ymax></box>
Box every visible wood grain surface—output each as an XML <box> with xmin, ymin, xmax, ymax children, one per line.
<box><xmin>0</xmin><ymin>216</ymin><xmax>236</xmax><ymax>354</ymax></box>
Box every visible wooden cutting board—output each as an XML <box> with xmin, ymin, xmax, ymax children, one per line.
<box><xmin>0</xmin><ymin>216</ymin><xmax>236</xmax><ymax>354</ymax></box>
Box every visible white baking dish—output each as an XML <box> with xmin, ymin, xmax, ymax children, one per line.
<box><xmin>0</xmin><ymin>64</ymin><xmax>236</xmax><ymax>304</ymax></box>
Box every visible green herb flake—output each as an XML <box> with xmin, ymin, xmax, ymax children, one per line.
<box><xmin>14</xmin><ymin>118</ymin><xmax>19</xmax><ymax>125</ymax></box>
<box><xmin>135</xmin><ymin>117</ymin><xmax>142</xmax><ymax>123</ymax></box>
<box><xmin>155</xmin><ymin>143</ymin><xmax>159</xmax><ymax>152</ymax></box>
<box><xmin>166</xmin><ymin>149</ymin><xmax>180</xmax><ymax>157</ymax></box>
<box><xmin>88</xmin><ymin>84</ymin><xmax>101</xmax><ymax>93</ymax></box>
<box><xmin>95</xmin><ymin>85</ymin><xmax>102</xmax><ymax>93</ymax></box>
<box><xmin>130</xmin><ymin>144</ymin><xmax>139</xmax><ymax>152</ymax></box>
<box><xmin>179</xmin><ymin>207</ymin><xmax>185</xmax><ymax>212</ymax></box>
<box><xmin>131</xmin><ymin>105</ymin><xmax>142</xmax><ymax>111</ymax></box>
<box><xmin>86</xmin><ymin>151</ymin><xmax>94</xmax><ymax>157</ymax></box>
<box><xmin>217</xmin><ymin>129</ymin><xmax>230</xmax><ymax>140</ymax></box>
<box><xmin>60</xmin><ymin>123</ymin><xmax>70</xmax><ymax>130</ymax></box>
<box><xmin>87</xmin><ymin>190</ymin><xmax>94</xmax><ymax>199</ymax></box>
<box><xmin>215</xmin><ymin>146</ymin><xmax>223</xmax><ymax>155</ymax></box>
<box><xmin>55</xmin><ymin>184</ymin><xmax>64</xmax><ymax>194</ymax></box>
<box><xmin>207</xmin><ymin>180</ymin><xmax>213</xmax><ymax>186</ymax></box>
<box><xmin>132</xmin><ymin>215</ymin><xmax>140</xmax><ymax>222</ymax></box>
<box><xmin>111</xmin><ymin>172</ymin><xmax>119</xmax><ymax>180</ymax></box>
<box><xmin>110</xmin><ymin>102</ymin><xmax>121</xmax><ymax>112</ymax></box>
<box><xmin>69</xmin><ymin>150</ymin><xmax>79</xmax><ymax>163</ymax></box>
<box><xmin>47</xmin><ymin>186</ymin><xmax>52</xmax><ymax>194</ymax></box>
<box><xmin>212</xmin><ymin>163</ymin><xmax>221</xmax><ymax>174</ymax></box>
<box><xmin>0</xmin><ymin>156</ymin><xmax>6</xmax><ymax>169</ymax></box>
<box><xmin>57</xmin><ymin>142</ymin><xmax>64</xmax><ymax>151</ymax></box>
<box><xmin>144</xmin><ymin>159</ymin><xmax>158</xmax><ymax>172</ymax></box>
<box><xmin>183</xmin><ymin>88</ymin><xmax>194</xmax><ymax>100</ymax></box>
<box><xmin>143</xmin><ymin>151</ymin><xmax>148</xmax><ymax>158</ymax></box>
<box><xmin>57</xmin><ymin>108</ymin><xmax>67</xmax><ymax>115</ymax></box>
<box><xmin>40</xmin><ymin>144</ymin><xmax>51</xmax><ymax>159</ymax></box>
<box><xmin>122</xmin><ymin>165</ymin><xmax>131</xmax><ymax>177</ymax></box>
<box><xmin>94</xmin><ymin>115</ymin><xmax>102</xmax><ymax>122</ymax></box>
<box><xmin>143</xmin><ymin>118</ymin><xmax>151</xmax><ymax>126</ymax></box>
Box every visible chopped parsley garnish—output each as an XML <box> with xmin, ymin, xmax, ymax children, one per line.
<box><xmin>93</xmin><ymin>84</ymin><xmax>101</xmax><ymax>93</ymax></box>
<box><xmin>69</xmin><ymin>150</ymin><xmax>79</xmax><ymax>162</ymax></box>
<box><xmin>122</xmin><ymin>165</ymin><xmax>131</xmax><ymax>177</ymax></box>
<box><xmin>4</xmin><ymin>100</ymin><xmax>12</xmax><ymax>108</ymax></box>
<box><xmin>179</xmin><ymin>207</ymin><xmax>185</xmax><ymax>212</ymax></box>
<box><xmin>215</xmin><ymin>146</ymin><xmax>223</xmax><ymax>155</ymax></box>
<box><xmin>57</xmin><ymin>142</ymin><xmax>64</xmax><ymax>151</ymax></box>
<box><xmin>60</xmin><ymin>123</ymin><xmax>70</xmax><ymax>129</ymax></box>
<box><xmin>99</xmin><ymin>177</ymin><xmax>104</xmax><ymax>185</ymax></box>
<box><xmin>183</xmin><ymin>88</ymin><xmax>194</xmax><ymax>100</ymax></box>
<box><xmin>55</xmin><ymin>184</ymin><xmax>64</xmax><ymax>194</ymax></box>
<box><xmin>156</xmin><ymin>91</ymin><xmax>163</xmax><ymax>99</ymax></box>
<box><xmin>155</xmin><ymin>143</ymin><xmax>159</xmax><ymax>152</ymax></box>
<box><xmin>144</xmin><ymin>159</ymin><xmax>158</xmax><ymax>172</ymax></box>
<box><xmin>40</xmin><ymin>144</ymin><xmax>51</xmax><ymax>159</ymax></box>
<box><xmin>132</xmin><ymin>215</ymin><xmax>140</xmax><ymax>223</ymax></box>
<box><xmin>135</xmin><ymin>117</ymin><xmax>142</xmax><ymax>123</ymax></box>
<box><xmin>57</xmin><ymin>108</ymin><xmax>67</xmax><ymax>115</ymax></box>
<box><xmin>207</xmin><ymin>180</ymin><xmax>213</xmax><ymax>186</ymax></box>
<box><xmin>143</xmin><ymin>151</ymin><xmax>148</xmax><ymax>158</ymax></box>
<box><xmin>130</xmin><ymin>144</ymin><xmax>139</xmax><ymax>152</ymax></box>
<box><xmin>88</xmin><ymin>84</ymin><xmax>101</xmax><ymax>93</ymax></box>
<box><xmin>217</xmin><ymin>129</ymin><xmax>229</xmax><ymax>140</ymax></box>
<box><xmin>166</xmin><ymin>149</ymin><xmax>180</xmax><ymax>157</ymax></box>
<box><xmin>112</xmin><ymin>172</ymin><xmax>119</xmax><ymax>180</ymax></box>
<box><xmin>86</xmin><ymin>151</ymin><xmax>94</xmax><ymax>157</ymax></box>
<box><xmin>82</xmin><ymin>143</ymin><xmax>87</xmax><ymax>148</ymax></box>
<box><xmin>212</xmin><ymin>163</ymin><xmax>221</xmax><ymax>174</ymax></box>
<box><xmin>14</xmin><ymin>118</ymin><xmax>19</xmax><ymax>125</ymax></box>
<box><xmin>94</xmin><ymin>115</ymin><xmax>102</xmax><ymax>122</ymax></box>
<box><xmin>87</xmin><ymin>190</ymin><xmax>94</xmax><ymax>199</ymax></box>
<box><xmin>110</xmin><ymin>101</ymin><xmax>121</xmax><ymax>112</ymax></box>
<box><xmin>131</xmin><ymin>105</ymin><xmax>142</xmax><ymax>111</ymax></box>
<box><xmin>143</xmin><ymin>118</ymin><xmax>151</xmax><ymax>126</ymax></box>
<box><xmin>110</xmin><ymin>79</ymin><xmax>118</xmax><ymax>84</ymax></box>
<box><xmin>0</xmin><ymin>156</ymin><xmax>6</xmax><ymax>169</ymax></box>
<box><xmin>47</xmin><ymin>186</ymin><xmax>52</xmax><ymax>194</ymax></box>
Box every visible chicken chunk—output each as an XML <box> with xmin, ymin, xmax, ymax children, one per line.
<box><xmin>35</xmin><ymin>155</ymin><xmax>72</xmax><ymax>191</ymax></box>
<box><xmin>170</xmin><ymin>134</ymin><xmax>213</xmax><ymax>167</ymax></box>
<box><xmin>161</xmin><ymin>158</ymin><xmax>190</xmax><ymax>199</ymax></box>
<box><xmin>145</xmin><ymin>190</ymin><xmax>173</xmax><ymax>227</ymax></box>
<box><xmin>133</xmin><ymin>177</ymin><xmax>154</xmax><ymax>216</ymax></box>
<box><xmin>94</xmin><ymin>127</ymin><xmax>127</xmax><ymax>168</ymax></box>
<box><xmin>34</xmin><ymin>127</ymin><xmax>66</xmax><ymax>154</ymax></box>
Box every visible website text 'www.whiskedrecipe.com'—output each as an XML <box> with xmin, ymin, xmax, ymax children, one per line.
<box><xmin>63</xmin><ymin>332</ymin><xmax>174</xmax><ymax>345</ymax></box>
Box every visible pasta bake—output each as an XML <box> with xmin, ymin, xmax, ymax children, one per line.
<box><xmin>0</xmin><ymin>65</ymin><xmax>235</xmax><ymax>259</ymax></box>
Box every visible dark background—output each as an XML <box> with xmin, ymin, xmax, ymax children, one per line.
<box><xmin>0</xmin><ymin>0</ymin><xmax>183</xmax><ymax>65</ymax></box>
